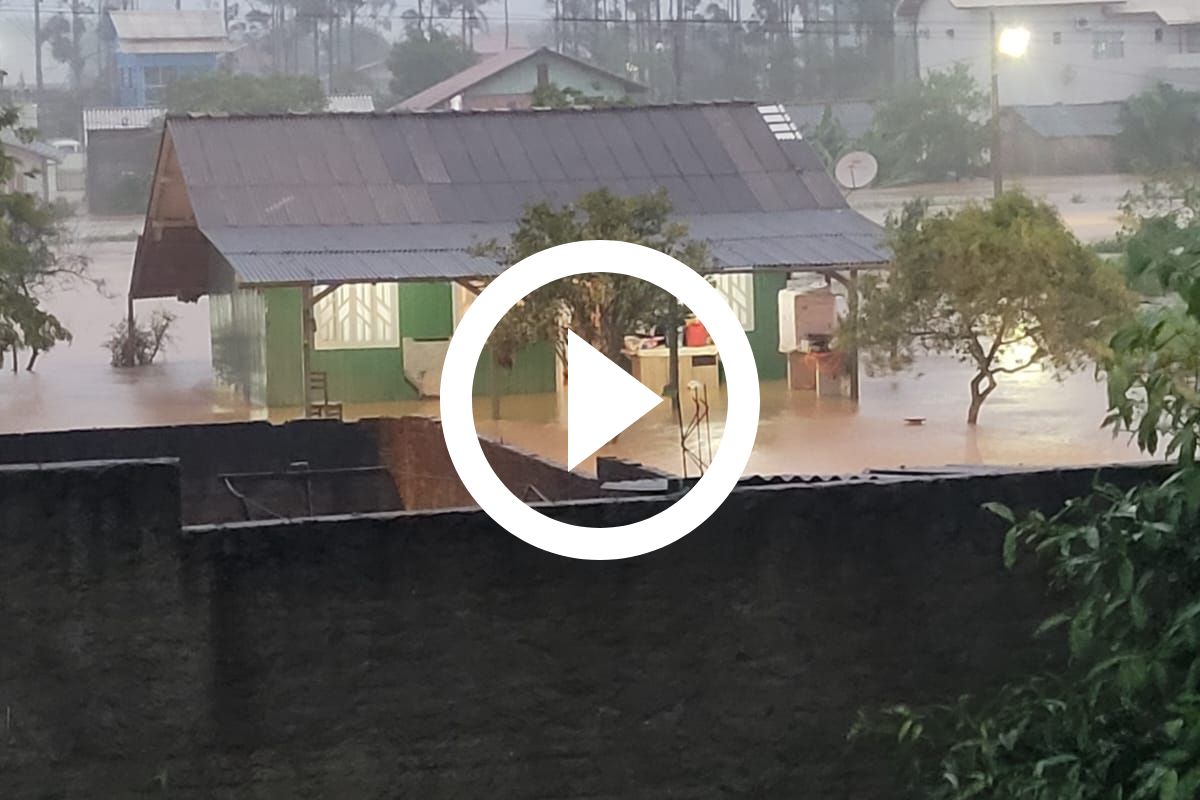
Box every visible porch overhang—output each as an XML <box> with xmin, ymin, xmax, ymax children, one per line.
<box><xmin>130</xmin><ymin>209</ymin><xmax>889</xmax><ymax>299</ymax></box>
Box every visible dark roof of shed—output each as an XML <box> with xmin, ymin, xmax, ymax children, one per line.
<box><xmin>133</xmin><ymin>104</ymin><xmax>887</xmax><ymax>297</ymax></box>
<box><xmin>1007</xmin><ymin>102</ymin><xmax>1124</xmax><ymax>139</ymax></box>
<box><xmin>390</xmin><ymin>47</ymin><xmax>647</xmax><ymax>111</ymax></box>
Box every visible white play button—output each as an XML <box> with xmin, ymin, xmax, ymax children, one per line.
<box><xmin>566</xmin><ymin>329</ymin><xmax>664</xmax><ymax>471</ymax></box>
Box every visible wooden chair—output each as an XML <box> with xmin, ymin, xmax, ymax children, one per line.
<box><xmin>305</xmin><ymin>371</ymin><xmax>344</xmax><ymax>421</ymax></box>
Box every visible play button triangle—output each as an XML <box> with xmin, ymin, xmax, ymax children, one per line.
<box><xmin>566</xmin><ymin>330</ymin><xmax>664</xmax><ymax>471</ymax></box>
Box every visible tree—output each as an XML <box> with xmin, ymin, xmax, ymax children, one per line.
<box><xmin>0</xmin><ymin>106</ymin><xmax>91</xmax><ymax>372</ymax></box>
<box><xmin>1115</xmin><ymin>82</ymin><xmax>1200</xmax><ymax>173</ymax></box>
<box><xmin>105</xmin><ymin>310</ymin><xmax>176</xmax><ymax>368</ymax></box>
<box><xmin>41</xmin><ymin>7</ymin><xmax>87</xmax><ymax>91</ymax></box>
<box><xmin>800</xmin><ymin>105</ymin><xmax>851</xmax><ymax>170</ymax></box>
<box><xmin>163</xmin><ymin>73</ymin><xmax>327</xmax><ymax>115</ymax></box>
<box><xmin>862</xmin><ymin>64</ymin><xmax>988</xmax><ymax>184</ymax></box>
<box><xmin>847</xmin><ymin>182</ymin><xmax>1200</xmax><ymax>800</ymax></box>
<box><xmin>529</xmin><ymin>81</ymin><xmax>631</xmax><ymax>108</ymax></box>
<box><xmin>386</xmin><ymin>27</ymin><xmax>475</xmax><ymax>102</ymax></box>
<box><xmin>851</xmin><ymin>191</ymin><xmax>1133</xmax><ymax>424</ymax></box>
<box><xmin>474</xmin><ymin>188</ymin><xmax>709</xmax><ymax>415</ymax></box>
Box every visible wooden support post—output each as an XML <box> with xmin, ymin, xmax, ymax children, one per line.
<box><xmin>848</xmin><ymin>268</ymin><xmax>860</xmax><ymax>403</ymax></box>
<box><xmin>830</xmin><ymin>269</ymin><xmax>862</xmax><ymax>404</ymax></box>
<box><xmin>300</xmin><ymin>284</ymin><xmax>314</xmax><ymax>416</ymax></box>
<box><xmin>125</xmin><ymin>293</ymin><xmax>136</xmax><ymax>366</ymax></box>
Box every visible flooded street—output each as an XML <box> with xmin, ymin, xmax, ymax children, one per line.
<box><xmin>0</xmin><ymin>185</ymin><xmax>1154</xmax><ymax>475</ymax></box>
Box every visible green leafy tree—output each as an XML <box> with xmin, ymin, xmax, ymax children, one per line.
<box><xmin>1115</xmin><ymin>82</ymin><xmax>1200</xmax><ymax>173</ymax></box>
<box><xmin>848</xmin><ymin>183</ymin><xmax>1200</xmax><ymax>800</ymax></box>
<box><xmin>851</xmin><ymin>192</ymin><xmax>1133</xmax><ymax>424</ymax></box>
<box><xmin>529</xmin><ymin>81</ymin><xmax>632</xmax><ymax>108</ymax></box>
<box><xmin>163</xmin><ymin>73</ymin><xmax>327</xmax><ymax>115</ymax></box>
<box><xmin>0</xmin><ymin>106</ymin><xmax>91</xmax><ymax>372</ymax></box>
<box><xmin>474</xmin><ymin>188</ymin><xmax>709</xmax><ymax>415</ymax></box>
<box><xmin>800</xmin><ymin>105</ymin><xmax>851</xmax><ymax>170</ymax></box>
<box><xmin>862</xmin><ymin>64</ymin><xmax>988</xmax><ymax>184</ymax></box>
<box><xmin>386</xmin><ymin>27</ymin><xmax>475</xmax><ymax>103</ymax></box>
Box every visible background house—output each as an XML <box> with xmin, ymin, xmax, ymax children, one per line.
<box><xmin>107</xmin><ymin>10</ymin><xmax>234</xmax><ymax>107</ymax></box>
<box><xmin>896</xmin><ymin>0</ymin><xmax>1200</xmax><ymax>105</ymax></box>
<box><xmin>82</xmin><ymin>96</ymin><xmax>374</xmax><ymax>214</ymax></box>
<box><xmin>131</xmin><ymin>103</ymin><xmax>885</xmax><ymax>411</ymax></box>
<box><xmin>1002</xmin><ymin>102</ymin><xmax>1123</xmax><ymax>174</ymax></box>
<box><xmin>390</xmin><ymin>47</ymin><xmax>647</xmax><ymax>111</ymax></box>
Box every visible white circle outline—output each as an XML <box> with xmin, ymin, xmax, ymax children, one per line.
<box><xmin>439</xmin><ymin>240</ymin><xmax>760</xmax><ymax>561</ymax></box>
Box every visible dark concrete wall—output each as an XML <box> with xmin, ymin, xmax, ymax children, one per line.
<box><xmin>0</xmin><ymin>456</ymin><xmax>1167</xmax><ymax>798</ymax></box>
<box><xmin>0</xmin><ymin>419</ymin><xmax>388</xmax><ymax>524</ymax></box>
<box><xmin>0</xmin><ymin>417</ymin><xmax>600</xmax><ymax>524</ymax></box>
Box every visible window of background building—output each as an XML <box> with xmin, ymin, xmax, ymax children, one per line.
<box><xmin>710</xmin><ymin>273</ymin><xmax>756</xmax><ymax>331</ymax></box>
<box><xmin>314</xmin><ymin>283</ymin><xmax>400</xmax><ymax>350</ymax></box>
<box><xmin>1092</xmin><ymin>30</ymin><xmax>1125</xmax><ymax>59</ymax></box>
<box><xmin>1187</xmin><ymin>25</ymin><xmax>1200</xmax><ymax>53</ymax></box>
<box><xmin>143</xmin><ymin>66</ymin><xmax>178</xmax><ymax>103</ymax></box>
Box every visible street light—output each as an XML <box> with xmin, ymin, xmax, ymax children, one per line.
<box><xmin>998</xmin><ymin>26</ymin><xmax>1031</xmax><ymax>59</ymax></box>
<box><xmin>991</xmin><ymin>18</ymin><xmax>1030</xmax><ymax>198</ymax></box>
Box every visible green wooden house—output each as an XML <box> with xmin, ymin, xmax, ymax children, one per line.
<box><xmin>130</xmin><ymin>102</ymin><xmax>887</xmax><ymax>411</ymax></box>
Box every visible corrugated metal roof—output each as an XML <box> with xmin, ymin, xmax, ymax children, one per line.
<box><xmin>0</xmin><ymin>131</ymin><xmax>62</xmax><ymax>162</ymax></box>
<box><xmin>391</xmin><ymin>47</ymin><xmax>647</xmax><ymax>111</ymax></box>
<box><xmin>135</xmin><ymin>104</ymin><xmax>887</xmax><ymax>295</ymax></box>
<box><xmin>1009</xmin><ymin>103</ymin><xmax>1124</xmax><ymax>138</ymax></box>
<box><xmin>84</xmin><ymin>106</ymin><xmax>164</xmax><ymax>132</ymax></box>
<box><xmin>167</xmin><ymin>105</ymin><xmax>852</xmax><ymax>227</ymax></box>
<box><xmin>197</xmin><ymin>209</ymin><xmax>885</xmax><ymax>286</ymax></box>
<box><xmin>109</xmin><ymin>10</ymin><xmax>228</xmax><ymax>41</ymax></box>
<box><xmin>119</xmin><ymin>39</ymin><xmax>237</xmax><ymax>54</ymax></box>
<box><xmin>327</xmin><ymin>94</ymin><xmax>377</xmax><ymax>113</ymax></box>
<box><xmin>223</xmin><ymin>250</ymin><xmax>504</xmax><ymax>284</ymax></box>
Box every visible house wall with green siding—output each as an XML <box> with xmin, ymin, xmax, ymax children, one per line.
<box><xmin>747</xmin><ymin>272</ymin><xmax>788</xmax><ymax>382</ymax></box>
<box><xmin>209</xmin><ymin>254</ymin><xmax>268</xmax><ymax>406</ymax></box>
<box><xmin>262</xmin><ymin>282</ymin><xmax>554</xmax><ymax>408</ymax></box>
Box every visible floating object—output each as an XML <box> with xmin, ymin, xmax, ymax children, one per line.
<box><xmin>904</xmin><ymin>417</ymin><xmax>927</xmax><ymax>426</ymax></box>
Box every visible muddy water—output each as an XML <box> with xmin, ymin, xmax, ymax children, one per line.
<box><xmin>0</xmin><ymin>218</ymin><xmax>1151</xmax><ymax>476</ymax></box>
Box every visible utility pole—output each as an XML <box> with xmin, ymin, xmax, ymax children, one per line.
<box><xmin>990</xmin><ymin>11</ymin><xmax>1003</xmax><ymax>198</ymax></box>
<box><xmin>34</xmin><ymin>0</ymin><xmax>44</xmax><ymax>93</ymax></box>
<box><xmin>71</xmin><ymin>0</ymin><xmax>82</xmax><ymax>89</ymax></box>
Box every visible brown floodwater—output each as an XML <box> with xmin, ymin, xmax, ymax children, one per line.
<box><xmin>0</xmin><ymin>205</ymin><xmax>1154</xmax><ymax>476</ymax></box>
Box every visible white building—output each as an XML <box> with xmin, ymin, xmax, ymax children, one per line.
<box><xmin>896</xmin><ymin>0</ymin><xmax>1200</xmax><ymax>106</ymax></box>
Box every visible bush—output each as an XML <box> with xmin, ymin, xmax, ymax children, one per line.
<box><xmin>105</xmin><ymin>310</ymin><xmax>176</xmax><ymax>367</ymax></box>
<box><xmin>1116</xmin><ymin>83</ymin><xmax>1200</xmax><ymax>173</ymax></box>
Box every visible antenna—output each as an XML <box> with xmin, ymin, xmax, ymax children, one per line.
<box><xmin>834</xmin><ymin>150</ymin><xmax>879</xmax><ymax>191</ymax></box>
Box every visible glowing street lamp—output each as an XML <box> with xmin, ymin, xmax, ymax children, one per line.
<box><xmin>997</xmin><ymin>26</ymin><xmax>1031</xmax><ymax>59</ymax></box>
<box><xmin>991</xmin><ymin>18</ymin><xmax>1030</xmax><ymax>198</ymax></box>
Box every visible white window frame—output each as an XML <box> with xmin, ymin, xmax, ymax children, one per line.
<box><xmin>1092</xmin><ymin>30</ymin><xmax>1125</xmax><ymax>60</ymax></box>
<box><xmin>314</xmin><ymin>283</ymin><xmax>400</xmax><ymax>350</ymax></box>
<box><xmin>709</xmin><ymin>272</ymin><xmax>756</xmax><ymax>332</ymax></box>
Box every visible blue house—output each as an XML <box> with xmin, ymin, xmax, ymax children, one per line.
<box><xmin>108</xmin><ymin>10</ymin><xmax>233</xmax><ymax>107</ymax></box>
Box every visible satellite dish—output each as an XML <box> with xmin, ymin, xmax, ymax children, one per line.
<box><xmin>834</xmin><ymin>150</ymin><xmax>879</xmax><ymax>191</ymax></box>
